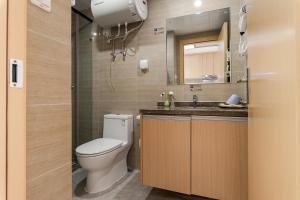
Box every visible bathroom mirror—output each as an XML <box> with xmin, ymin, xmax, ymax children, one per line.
<box><xmin>167</xmin><ymin>8</ymin><xmax>236</xmax><ymax>85</ymax></box>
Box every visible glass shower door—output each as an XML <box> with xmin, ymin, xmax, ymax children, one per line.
<box><xmin>72</xmin><ymin>11</ymin><xmax>93</xmax><ymax>171</ymax></box>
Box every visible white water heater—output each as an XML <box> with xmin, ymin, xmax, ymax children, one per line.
<box><xmin>91</xmin><ymin>0</ymin><xmax>148</xmax><ymax>28</ymax></box>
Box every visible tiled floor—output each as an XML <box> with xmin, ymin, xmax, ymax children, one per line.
<box><xmin>72</xmin><ymin>169</ymin><xmax>212</xmax><ymax>200</ymax></box>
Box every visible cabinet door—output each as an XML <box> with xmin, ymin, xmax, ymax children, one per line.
<box><xmin>141</xmin><ymin>116</ymin><xmax>191</xmax><ymax>194</ymax></box>
<box><xmin>192</xmin><ymin>118</ymin><xmax>248</xmax><ymax>200</ymax></box>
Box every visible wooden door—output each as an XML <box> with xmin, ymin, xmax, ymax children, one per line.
<box><xmin>247</xmin><ymin>0</ymin><xmax>300</xmax><ymax>199</ymax></box>
<box><xmin>0</xmin><ymin>0</ymin><xmax>8</xmax><ymax>199</ymax></box>
<box><xmin>6</xmin><ymin>0</ymin><xmax>27</xmax><ymax>200</ymax></box>
<box><xmin>191</xmin><ymin>117</ymin><xmax>248</xmax><ymax>200</ymax></box>
<box><xmin>141</xmin><ymin>116</ymin><xmax>191</xmax><ymax>194</ymax></box>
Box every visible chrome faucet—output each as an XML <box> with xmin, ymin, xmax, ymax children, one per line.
<box><xmin>193</xmin><ymin>95</ymin><xmax>198</xmax><ymax>107</ymax></box>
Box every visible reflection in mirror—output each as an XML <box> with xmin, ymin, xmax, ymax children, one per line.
<box><xmin>166</xmin><ymin>8</ymin><xmax>232</xmax><ymax>85</ymax></box>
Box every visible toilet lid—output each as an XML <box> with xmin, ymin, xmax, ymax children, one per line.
<box><xmin>76</xmin><ymin>138</ymin><xmax>123</xmax><ymax>156</ymax></box>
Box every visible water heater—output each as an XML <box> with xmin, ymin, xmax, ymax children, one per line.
<box><xmin>91</xmin><ymin>0</ymin><xmax>148</xmax><ymax>27</ymax></box>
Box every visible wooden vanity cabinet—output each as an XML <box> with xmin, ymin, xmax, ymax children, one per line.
<box><xmin>141</xmin><ymin>116</ymin><xmax>191</xmax><ymax>194</ymax></box>
<box><xmin>191</xmin><ymin>117</ymin><xmax>248</xmax><ymax>200</ymax></box>
<box><xmin>141</xmin><ymin>115</ymin><xmax>248</xmax><ymax>200</ymax></box>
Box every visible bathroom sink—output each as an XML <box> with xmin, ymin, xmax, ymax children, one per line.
<box><xmin>175</xmin><ymin>106</ymin><xmax>204</xmax><ymax>110</ymax></box>
<box><xmin>174</xmin><ymin>102</ymin><xmax>221</xmax><ymax>108</ymax></box>
<box><xmin>174</xmin><ymin>106</ymin><xmax>218</xmax><ymax>112</ymax></box>
<box><xmin>158</xmin><ymin>101</ymin><xmax>222</xmax><ymax>108</ymax></box>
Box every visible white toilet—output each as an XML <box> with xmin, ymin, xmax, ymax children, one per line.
<box><xmin>76</xmin><ymin>114</ymin><xmax>133</xmax><ymax>194</ymax></box>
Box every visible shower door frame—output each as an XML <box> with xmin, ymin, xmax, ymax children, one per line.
<box><xmin>72</xmin><ymin>11</ymin><xmax>81</xmax><ymax>170</ymax></box>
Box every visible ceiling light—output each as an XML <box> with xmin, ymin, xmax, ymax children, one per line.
<box><xmin>194</xmin><ymin>0</ymin><xmax>202</xmax><ymax>8</ymax></box>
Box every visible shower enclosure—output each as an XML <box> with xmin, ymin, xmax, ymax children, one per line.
<box><xmin>71</xmin><ymin>9</ymin><xmax>93</xmax><ymax>171</ymax></box>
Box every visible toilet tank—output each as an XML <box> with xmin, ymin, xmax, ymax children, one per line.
<box><xmin>103</xmin><ymin>114</ymin><xmax>133</xmax><ymax>145</ymax></box>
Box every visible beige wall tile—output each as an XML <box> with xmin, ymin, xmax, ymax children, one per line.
<box><xmin>27</xmin><ymin>30</ymin><xmax>71</xmax><ymax>65</ymax></box>
<box><xmin>26</xmin><ymin>0</ymin><xmax>72</xmax><ymax>199</ymax></box>
<box><xmin>27</xmin><ymin>34</ymin><xmax>71</xmax><ymax>105</ymax></box>
<box><xmin>27</xmin><ymin>1</ymin><xmax>71</xmax><ymax>44</ymax></box>
<box><xmin>27</xmin><ymin>105</ymin><xmax>71</xmax><ymax>180</ymax></box>
<box><xmin>27</xmin><ymin>164</ymin><xmax>72</xmax><ymax>200</ymax></box>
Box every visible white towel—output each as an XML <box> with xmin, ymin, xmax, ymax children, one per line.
<box><xmin>239</xmin><ymin>32</ymin><xmax>248</xmax><ymax>56</ymax></box>
<box><xmin>239</xmin><ymin>13</ymin><xmax>247</xmax><ymax>34</ymax></box>
<box><xmin>239</xmin><ymin>4</ymin><xmax>247</xmax><ymax>34</ymax></box>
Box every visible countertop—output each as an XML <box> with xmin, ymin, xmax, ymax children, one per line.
<box><xmin>139</xmin><ymin>102</ymin><xmax>248</xmax><ymax>118</ymax></box>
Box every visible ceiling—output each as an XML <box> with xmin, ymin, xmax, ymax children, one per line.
<box><xmin>166</xmin><ymin>8</ymin><xmax>230</xmax><ymax>36</ymax></box>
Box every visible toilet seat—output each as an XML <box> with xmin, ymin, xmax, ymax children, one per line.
<box><xmin>76</xmin><ymin>138</ymin><xmax>123</xmax><ymax>157</ymax></box>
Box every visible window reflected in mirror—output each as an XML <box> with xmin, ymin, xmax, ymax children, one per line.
<box><xmin>182</xmin><ymin>22</ymin><xmax>228</xmax><ymax>84</ymax></box>
<box><xmin>166</xmin><ymin>8</ymin><xmax>234</xmax><ymax>85</ymax></box>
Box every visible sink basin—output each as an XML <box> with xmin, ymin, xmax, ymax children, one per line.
<box><xmin>175</xmin><ymin>106</ymin><xmax>205</xmax><ymax>110</ymax></box>
<box><xmin>157</xmin><ymin>101</ymin><xmax>221</xmax><ymax>107</ymax></box>
<box><xmin>172</xmin><ymin>102</ymin><xmax>221</xmax><ymax>108</ymax></box>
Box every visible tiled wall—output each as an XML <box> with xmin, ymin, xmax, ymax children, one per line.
<box><xmin>91</xmin><ymin>0</ymin><xmax>247</xmax><ymax>169</ymax></box>
<box><xmin>26</xmin><ymin>1</ymin><xmax>72</xmax><ymax>200</ymax></box>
